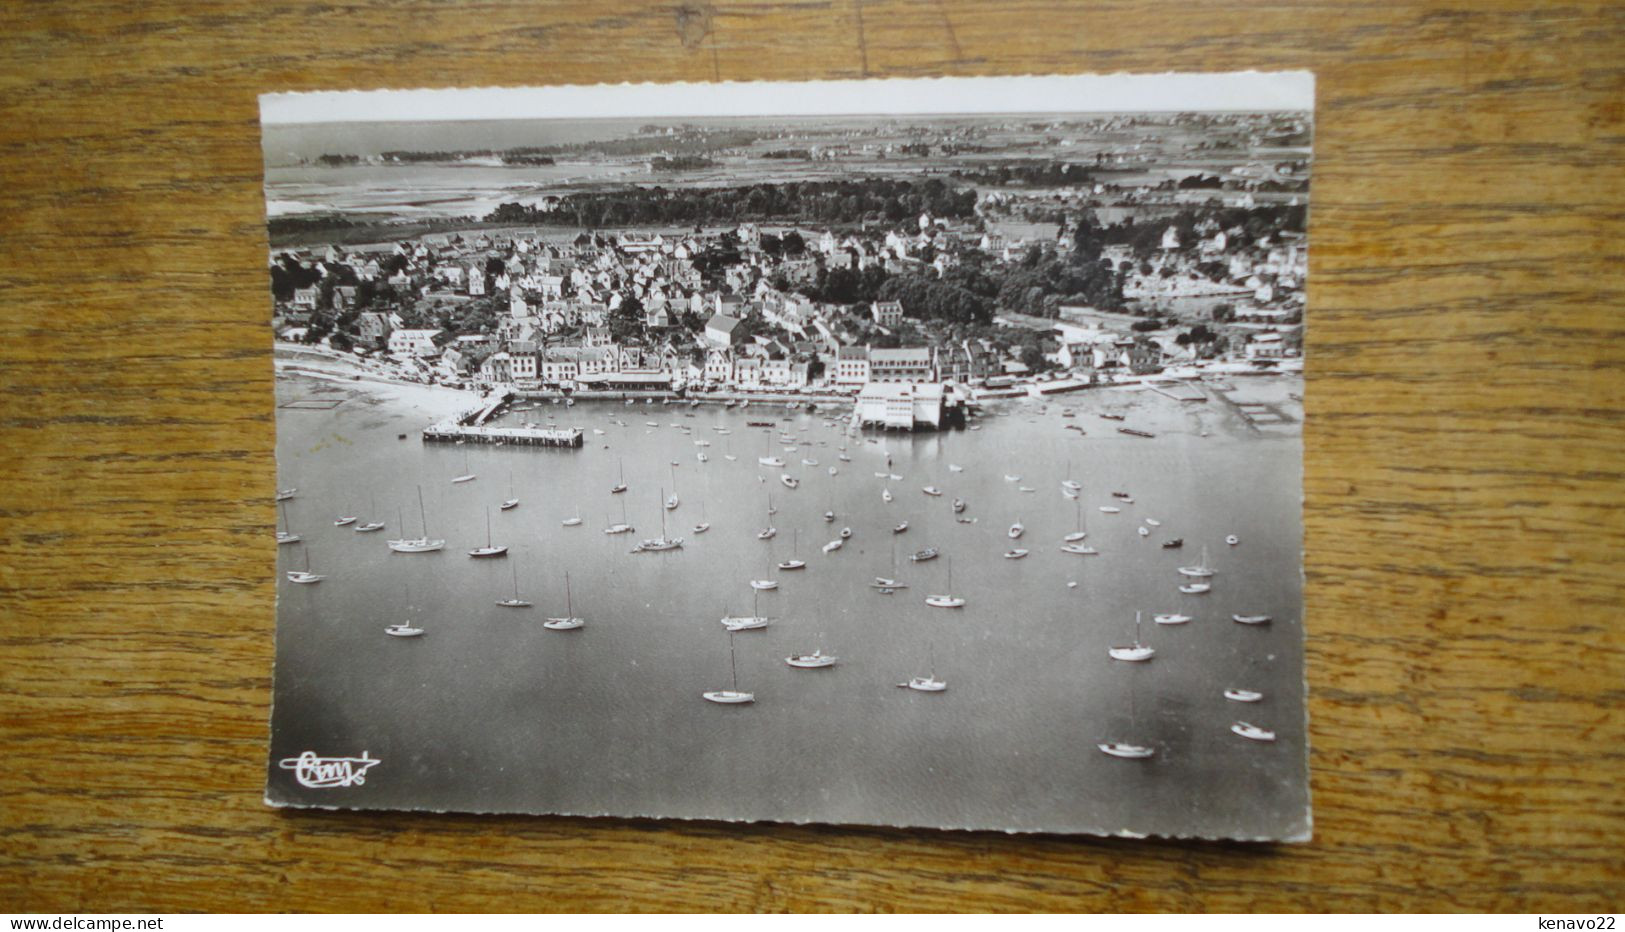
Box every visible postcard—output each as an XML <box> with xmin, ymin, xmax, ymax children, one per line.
<box><xmin>263</xmin><ymin>73</ymin><xmax>1312</xmax><ymax>840</ymax></box>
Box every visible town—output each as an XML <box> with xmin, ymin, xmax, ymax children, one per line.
<box><xmin>270</xmin><ymin>132</ymin><xmax>1306</xmax><ymax>431</ymax></box>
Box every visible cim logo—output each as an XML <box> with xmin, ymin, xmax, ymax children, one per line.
<box><xmin>278</xmin><ymin>750</ymin><xmax>381</xmax><ymax>789</ymax></box>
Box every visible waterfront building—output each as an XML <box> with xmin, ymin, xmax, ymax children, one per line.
<box><xmin>855</xmin><ymin>382</ymin><xmax>945</xmax><ymax>430</ymax></box>
<box><xmin>834</xmin><ymin>346</ymin><xmax>869</xmax><ymax>387</ymax></box>
<box><xmin>388</xmin><ymin>328</ymin><xmax>440</xmax><ymax>358</ymax></box>
<box><xmin>868</xmin><ymin>347</ymin><xmax>935</xmax><ymax>383</ymax></box>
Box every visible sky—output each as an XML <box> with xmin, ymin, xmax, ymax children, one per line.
<box><xmin>261</xmin><ymin>73</ymin><xmax>1315</xmax><ymax>126</ymax></box>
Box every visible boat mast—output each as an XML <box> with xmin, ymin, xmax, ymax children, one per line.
<box><xmin>564</xmin><ymin>572</ymin><xmax>572</xmax><ymax>616</ymax></box>
<box><xmin>417</xmin><ymin>485</ymin><xmax>428</xmax><ymax>537</ymax></box>
<box><xmin>728</xmin><ymin>631</ymin><xmax>739</xmax><ymax>691</ymax></box>
<box><xmin>485</xmin><ymin>507</ymin><xmax>492</xmax><ymax>548</ymax></box>
<box><xmin>511</xmin><ymin>561</ymin><xmax>519</xmax><ymax>599</ymax></box>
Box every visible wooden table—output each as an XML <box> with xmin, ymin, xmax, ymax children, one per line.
<box><xmin>2</xmin><ymin>0</ymin><xmax>1619</xmax><ymax>912</ymax></box>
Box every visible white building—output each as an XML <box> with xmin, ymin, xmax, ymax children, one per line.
<box><xmin>855</xmin><ymin>382</ymin><xmax>945</xmax><ymax>430</ymax></box>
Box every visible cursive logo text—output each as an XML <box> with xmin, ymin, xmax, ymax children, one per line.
<box><xmin>278</xmin><ymin>750</ymin><xmax>380</xmax><ymax>788</ymax></box>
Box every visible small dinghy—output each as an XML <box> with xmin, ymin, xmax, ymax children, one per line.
<box><xmin>333</xmin><ymin>516</ymin><xmax>357</xmax><ymax>527</ymax></box>
<box><xmin>1231</xmin><ymin>721</ymin><xmax>1276</xmax><ymax>742</ymax></box>
<box><xmin>1227</xmin><ymin>535</ymin><xmax>1240</xmax><ymax>546</ymax></box>
<box><xmin>1008</xmin><ymin>522</ymin><xmax>1024</xmax><ymax>539</ymax></box>
<box><xmin>1097</xmin><ymin>743</ymin><xmax>1155</xmax><ymax>759</ymax></box>
<box><xmin>1179</xmin><ymin>583</ymin><xmax>1211</xmax><ymax>594</ymax></box>
<box><xmin>1232</xmin><ymin>613</ymin><xmax>1272</xmax><ymax>625</ymax></box>
<box><xmin>1224</xmin><ymin>689</ymin><xmax>1264</xmax><ymax>703</ymax></box>
<box><xmin>921</xmin><ymin>486</ymin><xmax>943</xmax><ymax>497</ymax></box>
<box><xmin>893</xmin><ymin>522</ymin><xmax>908</xmax><ymax>534</ymax></box>
<box><xmin>786</xmin><ymin>650</ymin><xmax>837</xmax><ymax>669</ymax></box>
<box><xmin>1153</xmin><ymin>614</ymin><xmax>1192</xmax><ymax>625</ymax></box>
<box><xmin>1003</xmin><ymin>549</ymin><xmax>1029</xmax><ymax>559</ymax></box>
<box><xmin>1099</xmin><ymin>505</ymin><xmax>1121</xmax><ymax>514</ymax></box>
<box><xmin>822</xmin><ymin>539</ymin><xmax>844</xmax><ymax>554</ymax></box>
<box><xmin>1060</xmin><ymin>543</ymin><xmax>1099</xmax><ymax>555</ymax></box>
<box><xmin>385</xmin><ymin>624</ymin><xmax>424</xmax><ymax>638</ymax></box>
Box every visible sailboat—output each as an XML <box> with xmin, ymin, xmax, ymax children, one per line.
<box><xmin>1063</xmin><ymin>499</ymin><xmax>1088</xmax><ymax>542</ymax></box>
<box><xmin>1179</xmin><ymin>581</ymin><xmax>1211</xmax><ymax>594</ymax></box>
<box><xmin>751</xmin><ymin>540</ymin><xmax>778</xmax><ymax>590</ymax></box>
<box><xmin>721</xmin><ymin>588</ymin><xmax>770</xmax><ymax>631</ymax></box>
<box><xmin>495</xmin><ymin>561</ymin><xmax>532</xmax><ymax>608</ymax></box>
<box><xmin>1003</xmin><ymin>548</ymin><xmax>1029</xmax><ymax>559</ymax></box>
<box><xmin>469</xmin><ymin>507</ymin><xmax>508</xmax><ymax>558</ymax></box>
<box><xmin>275</xmin><ymin>487</ymin><xmax>297</xmax><ymax>502</ymax></box>
<box><xmin>286</xmin><ymin>548</ymin><xmax>325</xmax><ymax>584</ymax></box>
<box><xmin>603</xmin><ymin>496</ymin><xmax>634</xmax><ymax>535</ymax></box>
<box><xmin>1224</xmin><ymin>688</ymin><xmax>1264</xmax><ymax>703</ymax></box>
<box><xmin>333</xmin><ymin>511</ymin><xmax>357</xmax><ymax>527</ymax></box>
<box><xmin>893</xmin><ymin>521</ymin><xmax>908</xmax><ymax>534</ymax></box>
<box><xmin>1154</xmin><ymin>613</ymin><xmax>1192</xmax><ymax>625</ymax></box>
<box><xmin>610</xmin><ymin>459</ymin><xmax>627</xmax><ymax>494</ymax></box>
<box><xmin>275</xmin><ymin>500</ymin><xmax>300</xmax><ymax>545</ymax></box>
<box><xmin>1232</xmin><ymin>613</ymin><xmax>1271</xmax><ymax>625</ymax></box>
<box><xmin>388</xmin><ymin>486</ymin><xmax>445</xmax><ymax>552</ymax></box>
<box><xmin>903</xmin><ymin>643</ymin><xmax>946</xmax><ymax>692</ymax></box>
<box><xmin>780</xmin><ymin>473</ymin><xmax>799</xmax><ymax>489</ymax></box>
<box><xmin>500</xmin><ymin>470</ymin><xmax>519</xmax><ymax>510</ymax></box>
<box><xmin>385</xmin><ymin>581</ymin><xmax>425</xmax><ymax>637</ymax></box>
<box><xmin>703</xmin><ymin>631</ymin><xmax>755</xmax><ymax>703</ymax></box>
<box><xmin>1061</xmin><ymin>457</ymin><xmax>1080</xmax><ymax>493</ymax></box>
<box><xmin>777</xmin><ymin>529</ymin><xmax>806</xmax><ymax>570</ymax></box>
<box><xmin>562</xmin><ymin>505</ymin><xmax>583</xmax><ymax>527</ymax></box>
<box><xmin>1008</xmin><ymin>520</ymin><xmax>1024</xmax><ymax>539</ymax></box>
<box><xmin>452</xmin><ymin>446</ymin><xmax>476</xmax><ymax>484</ymax></box>
<box><xmin>635</xmin><ymin>488</ymin><xmax>683</xmax><ymax>552</ymax></box>
<box><xmin>692</xmin><ymin>501</ymin><xmax>710</xmax><ymax>535</ymax></box>
<box><xmin>872</xmin><ymin>539</ymin><xmax>908</xmax><ymax>591</ymax></box>
<box><xmin>821</xmin><ymin>537</ymin><xmax>844</xmax><ymax>554</ymax></box>
<box><xmin>354</xmin><ymin>493</ymin><xmax>385</xmax><ymax>533</ymax></box>
<box><xmin>1108</xmin><ymin>611</ymin><xmax>1155</xmax><ymax>661</ymax></box>
<box><xmin>1098</xmin><ymin>658</ymin><xmax>1156</xmax><ymax>759</ymax></box>
<box><xmin>665</xmin><ymin>464</ymin><xmax>680</xmax><ymax>511</ymax></box>
<box><xmin>755</xmin><ymin>492</ymin><xmax>777</xmax><ymax>539</ymax></box>
<box><xmin>1178</xmin><ymin>545</ymin><xmax>1215</xmax><ymax>578</ymax></box>
<box><xmin>543</xmin><ymin>573</ymin><xmax>584</xmax><ymax>629</ymax></box>
<box><xmin>882</xmin><ymin>486</ymin><xmax>893</xmax><ymax>504</ymax></box>
<box><xmin>925</xmin><ymin>558</ymin><xmax>966</xmax><ymax>608</ymax></box>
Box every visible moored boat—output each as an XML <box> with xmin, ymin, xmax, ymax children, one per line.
<box><xmin>1108</xmin><ymin>611</ymin><xmax>1155</xmax><ymax>661</ymax></box>
<box><xmin>786</xmin><ymin>650</ymin><xmax>837</xmax><ymax>669</ymax></box>
<box><xmin>1232</xmin><ymin>613</ymin><xmax>1271</xmax><ymax>625</ymax></box>
<box><xmin>703</xmin><ymin>632</ymin><xmax>754</xmax><ymax>704</ymax></box>
<box><xmin>1224</xmin><ymin>688</ymin><xmax>1264</xmax><ymax>703</ymax></box>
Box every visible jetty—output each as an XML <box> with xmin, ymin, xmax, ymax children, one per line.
<box><xmin>421</xmin><ymin>386</ymin><xmax>583</xmax><ymax>447</ymax></box>
<box><xmin>423</xmin><ymin>424</ymin><xmax>583</xmax><ymax>447</ymax></box>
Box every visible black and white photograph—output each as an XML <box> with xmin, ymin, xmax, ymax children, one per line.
<box><xmin>263</xmin><ymin>73</ymin><xmax>1312</xmax><ymax>841</ymax></box>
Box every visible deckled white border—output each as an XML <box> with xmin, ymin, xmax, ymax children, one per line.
<box><xmin>261</xmin><ymin>73</ymin><xmax>1313</xmax><ymax>125</ymax></box>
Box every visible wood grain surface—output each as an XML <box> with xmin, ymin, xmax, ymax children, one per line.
<box><xmin>2</xmin><ymin>0</ymin><xmax>1621</xmax><ymax>913</ymax></box>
